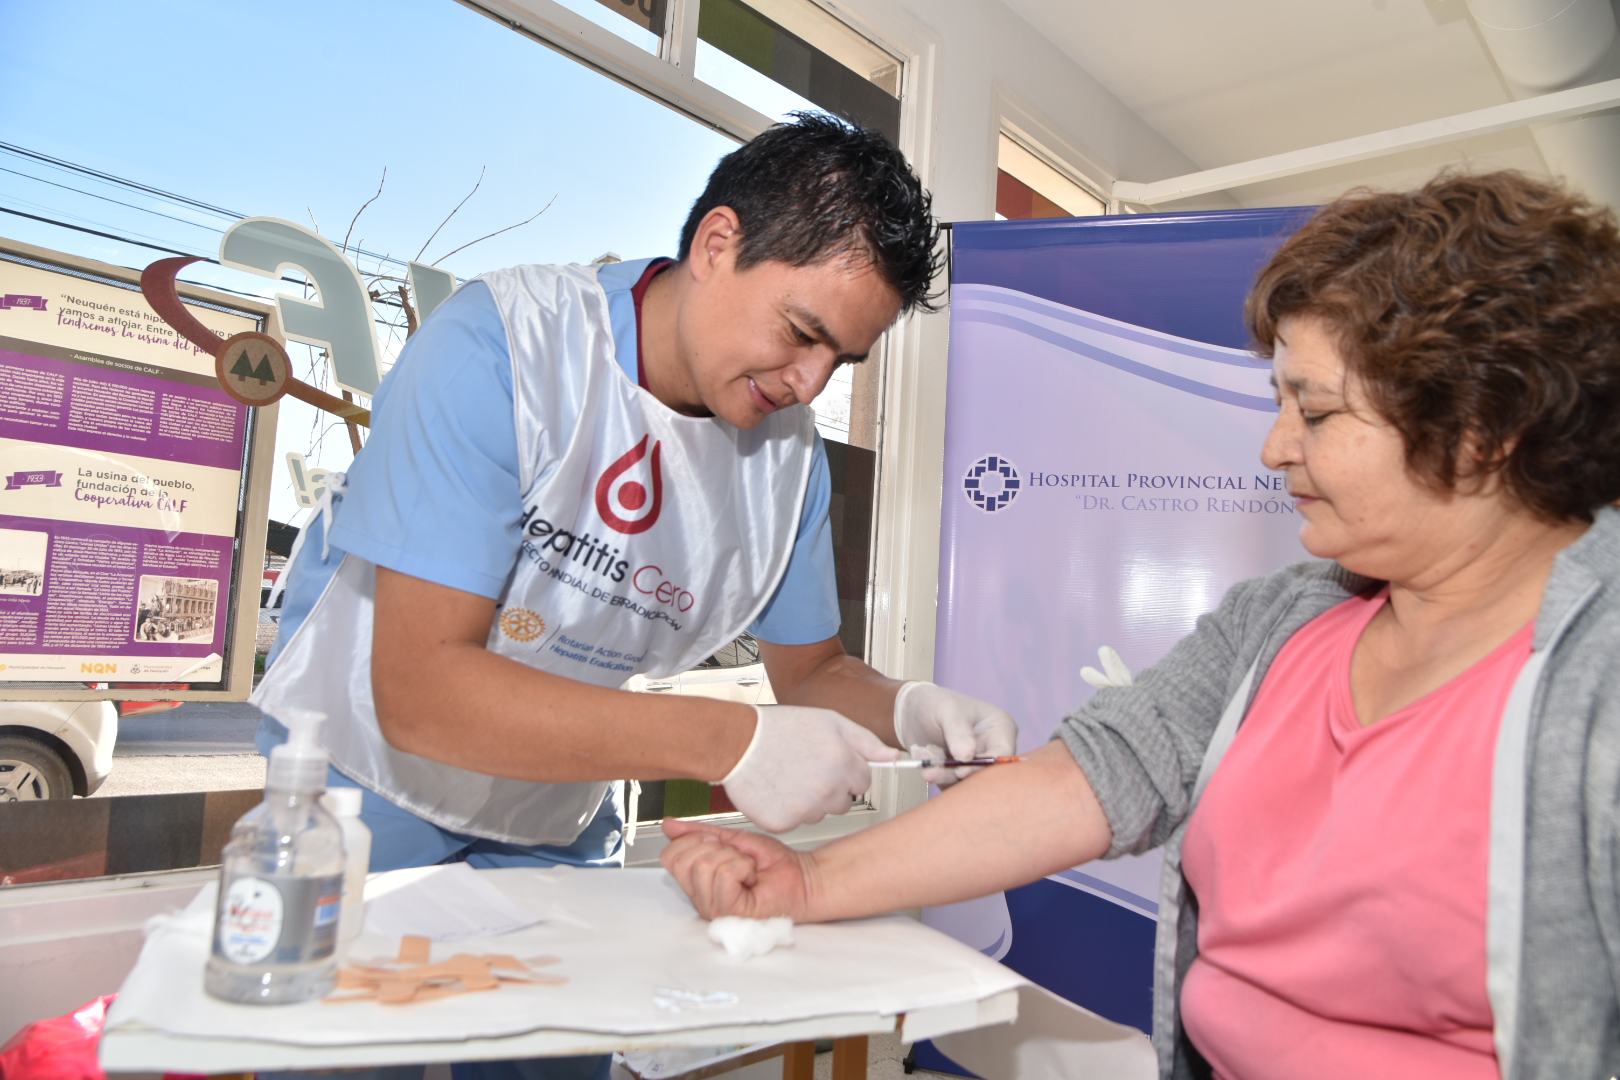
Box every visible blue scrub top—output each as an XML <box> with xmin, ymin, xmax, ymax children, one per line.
<box><xmin>269</xmin><ymin>258</ymin><xmax>841</xmax><ymax>668</ymax></box>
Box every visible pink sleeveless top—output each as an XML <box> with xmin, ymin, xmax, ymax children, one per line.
<box><xmin>1180</xmin><ymin>591</ymin><xmax>1530</xmax><ymax>1079</ymax></box>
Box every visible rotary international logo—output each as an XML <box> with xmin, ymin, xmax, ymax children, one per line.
<box><xmin>499</xmin><ymin>607</ymin><xmax>546</xmax><ymax>642</ymax></box>
<box><xmin>963</xmin><ymin>455</ymin><xmax>1020</xmax><ymax>513</ymax></box>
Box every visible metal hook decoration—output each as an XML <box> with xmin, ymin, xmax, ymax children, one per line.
<box><xmin>139</xmin><ymin>257</ymin><xmax>371</xmax><ymax>427</ymax></box>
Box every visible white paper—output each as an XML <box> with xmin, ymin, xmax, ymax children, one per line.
<box><xmin>361</xmin><ymin>862</ymin><xmax>543</xmax><ymax>942</ymax></box>
<box><xmin>106</xmin><ymin>867</ymin><xmax>1024</xmax><ymax>1049</ymax></box>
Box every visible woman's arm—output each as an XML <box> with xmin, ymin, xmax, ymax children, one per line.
<box><xmin>662</xmin><ymin>741</ymin><xmax>1111</xmax><ymax>920</ymax></box>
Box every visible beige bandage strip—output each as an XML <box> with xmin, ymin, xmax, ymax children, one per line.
<box><xmin>325</xmin><ymin>943</ymin><xmax>568</xmax><ymax>1005</ymax></box>
<box><xmin>397</xmin><ymin>935</ymin><xmax>432</xmax><ymax>964</ymax></box>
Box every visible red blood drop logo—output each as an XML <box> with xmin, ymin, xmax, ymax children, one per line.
<box><xmin>595</xmin><ymin>436</ymin><xmax>663</xmax><ymax>534</ymax></box>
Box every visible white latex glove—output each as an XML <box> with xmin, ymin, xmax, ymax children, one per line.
<box><xmin>1080</xmin><ymin>646</ymin><xmax>1134</xmax><ymax>690</ymax></box>
<box><xmin>892</xmin><ymin>681</ymin><xmax>1019</xmax><ymax>787</ymax></box>
<box><xmin>721</xmin><ymin>705</ymin><xmax>900</xmax><ymax>834</ymax></box>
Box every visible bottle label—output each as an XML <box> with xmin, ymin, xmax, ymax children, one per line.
<box><xmin>218</xmin><ymin>876</ymin><xmax>283</xmax><ymax>964</ymax></box>
<box><xmin>215</xmin><ymin>873</ymin><xmax>344</xmax><ymax>967</ymax></box>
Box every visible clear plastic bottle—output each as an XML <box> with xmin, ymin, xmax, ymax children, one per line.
<box><xmin>320</xmin><ymin>786</ymin><xmax>372</xmax><ymax>951</ymax></box>
<box><xmin>205</xmin><ymin>707</ymin><xmax>345</xmax><ymax>1004</ymax></box>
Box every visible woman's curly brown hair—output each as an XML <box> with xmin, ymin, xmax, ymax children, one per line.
<box><xmin>1246</xmin><ymin>171</ymin><xmax>1620</xmax><ymax>522</ymax></box>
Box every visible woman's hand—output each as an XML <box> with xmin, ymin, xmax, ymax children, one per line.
<box><xmin>663</xmin><ymin>744</ymin><xmax>1112</xmax><ymax>925</ymax></box>
<box><xmin>660</xmin><ymin>818</ymin><xmax>815</xmax><ymax>920</ymax></box>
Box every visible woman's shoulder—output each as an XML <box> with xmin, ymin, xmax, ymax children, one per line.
<box><xmin>1209</xmin><ymin>559</ymin><xmax>1375</xmax><ymax>635</ymax></box>
<box><xmin>1555</xmin><ymin>506</ymin><xmax>1620</xmax><ymax>590</ymax></box>
<box><xmin>1533</xmin><ymin>508</ymin><xmax>1620</xmax><ymax>658</ymax></box>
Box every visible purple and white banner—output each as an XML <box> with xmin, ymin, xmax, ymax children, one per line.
<box><xmin>0</xmin><ymin>257</ymin><xmax>258</xmax><ymax>682</ymax></box>
<box><xmin>924</xmin><ymin>209</ymin><xmax>1312</xmax><ymax>1045</ymax></box>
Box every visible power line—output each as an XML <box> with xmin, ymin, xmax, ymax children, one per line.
<box><xmin>0</xmin><ymin>164</ymin><xmax>224</xmax><ymax>235</ymax></box>
<box><xmin>0</xmin><ymin>204</ymin><xmax>411</xmax><ymax>320</ymax></box>
<box><xmin>0</xmin><ymin>141</ymin><xmax>421</xmax><ymax>274</ymax></box>
<box><xmin>0</xmin><ymin>140</ymin><xmax>242</xmax><ymax>219</ymax></box>
<box><xmin>0</xmin><ymin>204</ymin><xmax>208</xmax><ymax>260</ymax></box>
<box><xmin>2</xmin><ymin>188</ymin><xmax>215</xmax><ymax>256</ymax></box>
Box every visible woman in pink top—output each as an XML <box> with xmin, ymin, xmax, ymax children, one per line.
<box><xmin>659</xmin><ymin>172</ymin><xmax>1620</xmax><ymax>1079</ymax></box>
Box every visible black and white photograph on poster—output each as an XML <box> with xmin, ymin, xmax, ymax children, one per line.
<box><xmin>134</xmin><ymin>575</ymin><xmax>219</xmax><ymax>643</ymax></box>
<box><xmin>0</xmin><ymin>528</ymin><xmax>47</xmax><ymax>596</ymax></box>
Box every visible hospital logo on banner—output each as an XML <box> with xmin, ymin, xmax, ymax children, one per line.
<box><xmin>963</xmin><ymin>455</ymin><xmax>1020</xmax><ymax>513</ymax></box>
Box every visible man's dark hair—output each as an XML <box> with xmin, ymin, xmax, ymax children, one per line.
<box><xmin>678</xmin><ymin>112</ymin><xmax>942</xmax><ymax>313</ymax></box>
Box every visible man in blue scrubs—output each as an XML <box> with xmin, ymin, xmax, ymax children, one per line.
<box><xmin>257</xmin><ymin>116</ymin><xmax>1016</xmax><ymax>1080</ymax></box>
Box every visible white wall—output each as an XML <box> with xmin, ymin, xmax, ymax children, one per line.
<box><xmin>835</xmin><ymin>0</ymin><xmax>1221</xmax><ymax>681</ymax></box>
<box><xmin>864</xmin><ymin>0</ymin><xmax>1209</xmax><ymax>219</ymax></box>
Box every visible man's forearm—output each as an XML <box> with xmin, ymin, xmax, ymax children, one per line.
<box><xmin>374</xmin><ymin>640</ymin><xmax>754</xmax><ymax>782</ymax></box>
<box><xmin>371</xmin><ymin>566</ymin><xmax>754</xmax><ymax>783</ymax></box>
<box><xmin>760</xmin><ymin>638</ymin><xmax>903</xmax><ymax>743</ymax></box>
<box><xmin>800</xmin><ymin>742</ymin><xmax>1112</xmax><ymax>920</ymax></box>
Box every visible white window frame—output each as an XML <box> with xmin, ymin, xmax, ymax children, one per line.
<box><xmin>992</xmin><ymin>83</ymin><xmax>1120</xmax><ymax>217</ymax></box>
<box><xmin>458</xmin><ymin>0</ymin><xmax>931</xmax><ymax>148</ymax></box>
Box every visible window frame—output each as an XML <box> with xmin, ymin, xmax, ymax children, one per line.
<box><xmin>459</xmin><ymin>0</ymin><xmax>922</xmax><ymax>147</ymax></box>
<box><xmin>991</xmin><ymin>85</ymin><xmax>1120</xmax><ymax>218</ymax></box>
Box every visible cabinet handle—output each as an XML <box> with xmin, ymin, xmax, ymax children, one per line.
<box><xmin>645</xmin><ymin>682</ymin><xmax>674</xmax><ymax>691</ymax></box>
<box><xmin>736</xmin><ymin>678</ymin><xmax>761</xmax><ymax>687</ymax></box>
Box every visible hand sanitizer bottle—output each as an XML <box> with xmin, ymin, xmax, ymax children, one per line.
<box><xmin>205</xmin><ymin>707</ymin><xmax>345</xmax><ymax>1004</ymax></box>
<box><xmin>320</xmin><ymin>787</ymin><xmax>372</xmax><ymax>951</ymax></box>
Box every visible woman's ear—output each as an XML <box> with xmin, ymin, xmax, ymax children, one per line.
<box><xmin>1452</xmin><ymin>428</ymin><xmax>1514</xmax><ymax>497</ymax></box>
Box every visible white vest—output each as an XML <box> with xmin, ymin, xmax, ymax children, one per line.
<box><xmin>253</xmin><ymin>264</ymin><xmax>815</xmax><ymax>844</ymax></box>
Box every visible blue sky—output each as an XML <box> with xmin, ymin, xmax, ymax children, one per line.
<box><xmin>0</xmin><ymin>0</ymin><xmax>755</xmax><ymax>521</ymax></box>
<box><xmin>0</xmin><ymin>0</ymin><xmax>740</xmax><ymax>274</ymax></box>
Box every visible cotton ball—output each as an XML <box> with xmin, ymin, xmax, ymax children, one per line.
<box><xmin>707</xmin><ymin>916</ymin><xmax>794</xmax><ymax>959</ymax></box>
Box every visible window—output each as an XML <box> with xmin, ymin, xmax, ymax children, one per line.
<box><xmin>996</xmin><ymin>133</ymin><xmax>1106</xmax><ymax>220</ymax></box>
<box><xmin>524</xmin><ymin>0</ymin><xmax>904</xmax><ymax>449</ymax></box>
<box><xmin>0</xmin><ymin>0</ymin><xmax>735</xmax><ymax>827</ymax></box>
<box><xmin>0</xmin><ymin>0</ymin><xmax>914</xmax><ymax>886</ymax></box>
<box><xmin>695</xmin><ymin>0</ymin><xmax>902</xmax><ymax>139</ymax></box>
<box><xmin>571</xmin><ymin>0</ymin><xmax>665</xmax><ymax>52</ymax></box>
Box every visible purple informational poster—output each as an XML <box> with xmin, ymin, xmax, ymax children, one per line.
<box><xmin>924</xmin><ymin>209</ymin><xmax>1312</xmax><ymax>1049</ymax></box>
<box><xmin>0</xmin><ymin>254</ymin><xmax>260</xmax><ymax>683</ymax></box>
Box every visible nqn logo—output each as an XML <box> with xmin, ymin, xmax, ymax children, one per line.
<box><xmin>595</xmin><ymin>435</ymin><xmax>664</xmax><ymax>534</ymax></box>
<box><xmin>963</xmin><ymin>455</ymin><xmax>1020</xmax><ymax>513</ymax></box>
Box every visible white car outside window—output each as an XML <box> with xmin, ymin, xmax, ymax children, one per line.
<box><xmin>0</xmin><ymin>700</ymin><xmax>117</xmax><ymax>800</ymax></box>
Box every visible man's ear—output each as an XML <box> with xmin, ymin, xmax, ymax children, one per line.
<box><xmin>686</xmin><ymin>207</ymin><xmax>743</xmax><ymax>283</ymax></box>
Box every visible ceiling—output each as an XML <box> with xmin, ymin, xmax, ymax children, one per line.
<box><xmin>1000</xmin><ymin>0</ymin><xmax>1553</xmax><ymax>207</ymax></box>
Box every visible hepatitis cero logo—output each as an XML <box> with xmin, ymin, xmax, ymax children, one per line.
<box><xmin>595</xmin><ymin>435</ymin><xmax>664</xmax><ymax>534</ymax></box>
<box><xmin>963</xmin><ymin>454</ymin><xmax>1020</xmax><ymax>513</ymax></box>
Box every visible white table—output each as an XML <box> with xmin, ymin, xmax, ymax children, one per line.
<box><xmin>100</xmin><ymin>867</ymin><xmax>1024</xmax><ymax>1077</ymax></box>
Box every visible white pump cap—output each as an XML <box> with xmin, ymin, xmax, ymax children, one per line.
<box><xmin>268</xmin><ymin>707</ymin><xmax>329</xmax><ymax>792</ymax></box>
<box><xmin>321</xmin><ymin>787</ymin><xmax>363</xmax><ymax>817</ymax></box>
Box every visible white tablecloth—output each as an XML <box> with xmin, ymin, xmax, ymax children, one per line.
<box><xmin>101</xmin><ymin>867</ymin><xmax>1026</xmax><ymax>1072</ymax></box>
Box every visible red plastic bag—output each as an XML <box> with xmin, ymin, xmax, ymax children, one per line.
<box><xmin>0</xmin><ymin>996</ymin><xmax>114</xmax><ymax>1080</ymax></box>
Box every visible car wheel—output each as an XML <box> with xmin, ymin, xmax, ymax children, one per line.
<box><xmin>0</xmin><ymin>736</ymin><xmax>74</xmax><ymax>801</ymax></box>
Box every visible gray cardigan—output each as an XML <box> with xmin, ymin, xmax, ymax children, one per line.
<box><xmin>1057</xmin><ymin>505</ymin><xmax>1620</xmax><ymax>1080</ymax></box>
